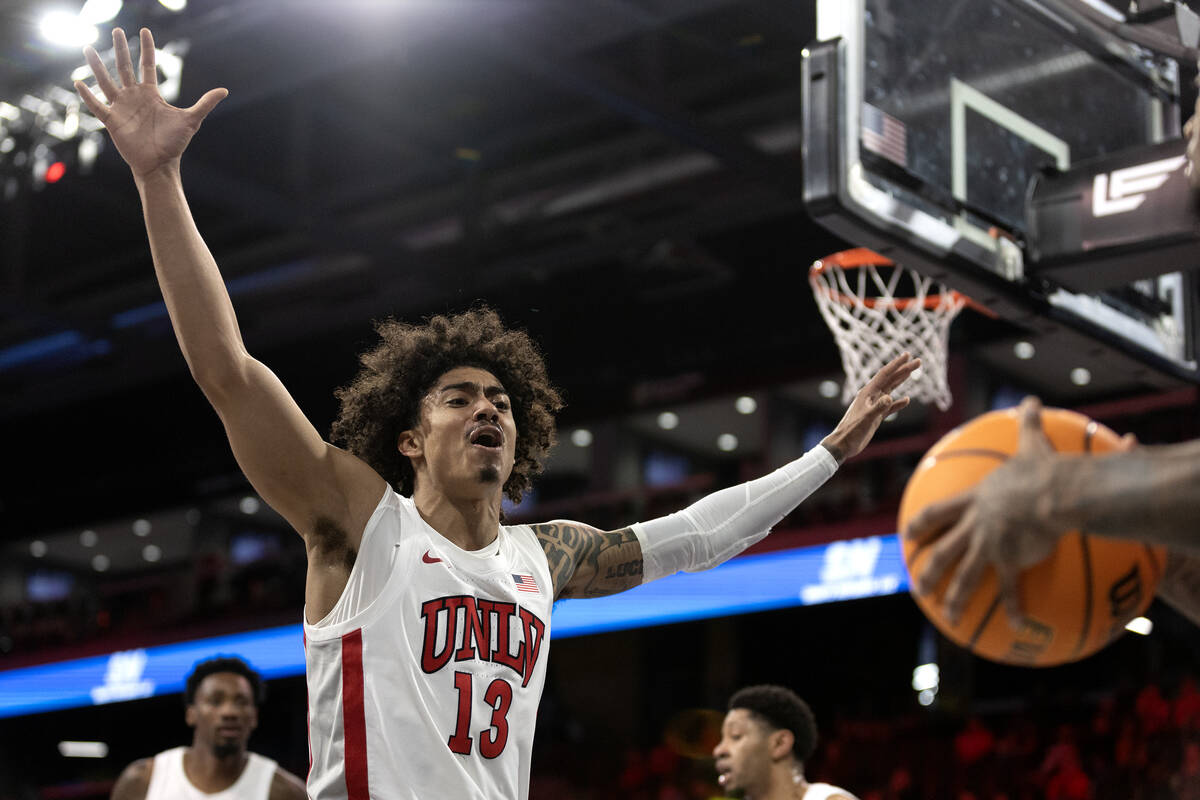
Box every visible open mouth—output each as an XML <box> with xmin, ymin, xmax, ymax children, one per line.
<box><xmin>469</xmin><ymin>425</ymin><xmax>503</xmax><ymax>450</ymax></box>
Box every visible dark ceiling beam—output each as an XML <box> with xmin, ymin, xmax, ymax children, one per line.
<box><xmin>472</xmin><ymin>33</ymin><xmax>806</xmax><ymax>201</ymax></box>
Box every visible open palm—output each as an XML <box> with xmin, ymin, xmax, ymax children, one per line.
<box><xmin>74</xmin><ymin>28</ymin><xmax>226</xmax><ymax>178</ymax></box>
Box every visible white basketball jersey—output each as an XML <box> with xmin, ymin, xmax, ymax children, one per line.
<box><xmin>144</xmin><ymin>747</ymin><xmax>276</xmax><ymax>800</ymax></box>
<box><xmin>303</xmin><ymin>488</ymin><xmax>554</xmax><ymax>800</ymax></box>
<box><xmin>804</xmin><ymin>781</ymin><xmax>859</xmax><ymax>800</ymax></box>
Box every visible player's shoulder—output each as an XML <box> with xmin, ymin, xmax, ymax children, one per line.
<box><xmin>110</xmin><ymin>757</ymin><xmax>155</xmax><ymax>800</ymax></box>
<box><xmin>267</xmin><ymin>765</ymin><xmax>308</xmax><ymax>800</ymax></box>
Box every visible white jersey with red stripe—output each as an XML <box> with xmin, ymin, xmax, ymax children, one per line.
<box><xmin>303</xmin><ymin>487</ymin><xmax>554</xmax><ymax>800</ymax></box>
<box><xmin>803</xmin><ymin>781</ymin><xmax>860</xmax><ymax>800</ymax></box>
<box><xmin>145</xmin><ymin>747</ymin><xmax>277</xmax><ymax>800</ymax></box>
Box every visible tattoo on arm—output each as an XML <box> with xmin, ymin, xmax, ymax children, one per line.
<box><xmin>1158</xmin><ymin>549</ymin><xmax>1200</xmax><ymax>628</ymax></box>
<box><xmin>532</xmin><ymin>522</ymin><xmax>644</xmax><ymax>600</ymax></box>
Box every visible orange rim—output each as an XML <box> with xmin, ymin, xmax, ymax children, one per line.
<box><xmin>810</xmin><ymin>247</ymin><xmax>995</xmax><ymax>316</ymax></box>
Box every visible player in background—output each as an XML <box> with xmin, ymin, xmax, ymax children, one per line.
<box><xmin>109</xmin><ymin>657</ymin><xmax>306</xmax><ymax>800</ymax></box>
<box><xmin>713</xmin><ymin>685</ymin><xmax>859</xmax><ymax>800</ymax></box>
<box><xmin>77</xmin><ymin>28</ymin><xmax>918</xmax><ymax>799</ymax></box>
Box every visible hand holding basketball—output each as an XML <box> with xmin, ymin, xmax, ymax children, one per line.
<box><xmin>905</xmin><ymin>398</ymin><xmax>1070</xmax><ymax>626</ymax></box>
<box><xmin>820</xmin><ymin>352</ymin><xmax>920</xmax><ymax>464</ymax></box>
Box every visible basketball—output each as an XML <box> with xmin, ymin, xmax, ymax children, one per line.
<box><xmin>898</xmin><ymin>407</ymin><xmax>1166</xmax><ymax>667</ymax></box>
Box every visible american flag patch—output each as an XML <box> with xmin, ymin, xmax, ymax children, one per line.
<box><xmin>861</xmin><ymin>103</ymin><xmax>908</xmax><ymax>168</ymax></box>
<box><xmin>512</xmin><ymin>574</ymin><xmax>540</xmax><ymax>593</ymax></box>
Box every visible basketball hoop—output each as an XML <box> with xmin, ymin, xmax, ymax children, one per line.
<box><xmin>809</xmin><ymin>248</ymin><xmax>989</xmax><ymax>411</ymax></box>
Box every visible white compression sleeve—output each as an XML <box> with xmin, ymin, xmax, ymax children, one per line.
<box><xmin>631</xmin><ymin>445</ymin><xmax>839</xmax><ymax>583</ymax></box>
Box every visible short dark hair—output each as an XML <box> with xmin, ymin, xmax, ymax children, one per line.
<box><xmin>330</xmin><ymin>307</ymin><xmax>563</xmax><ymax>504</ymax></box>
<box><xmin>728</xmin><ymin>684</ymin><xmax>818</xmax><ymax>763</ymax></box>
<box><xmin>184</xmin><ymin>656</ymin><xmax>265</xmax><ymax>708</ymax></box>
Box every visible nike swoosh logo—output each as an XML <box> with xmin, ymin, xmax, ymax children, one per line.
<box><xmin>422</xmin><ymin>550</ymin><xmax>443</xmax><ymax>564</ymax></box>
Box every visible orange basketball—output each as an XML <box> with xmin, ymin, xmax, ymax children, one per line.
<box><xmin>897</xmin><ymin>407</ymin><xmax>1165</xmax><ymax>667</ymax></box>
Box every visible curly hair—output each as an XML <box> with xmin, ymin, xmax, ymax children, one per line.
<box><xmin>184</xmin><ymin>656</ymin><xmax>266</xmax><ymax>708</ymax></box>
<box><xmin>729</xmin><ymin>684</ymin><xmax>818</xmax><ymax>763</ymax></box>
<box><xmin>330</xmin><ymin>307</ymin><xmax>563</xmax><ymax>504</ymax></box>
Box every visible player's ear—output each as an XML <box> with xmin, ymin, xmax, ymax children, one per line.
<box><xmin>398</xmin><ymin>428</ymin><xmax>422</xmax><ymax>458</ymax></box>
<box><xmin>185</xmin><ymin>704</ymin><xmax>197</xmax><ymax>728</ymax></box>
<box><xmin>769</xmin><ymin>728</ymin><xmax>794</xmax><ymax>761</ymax></box>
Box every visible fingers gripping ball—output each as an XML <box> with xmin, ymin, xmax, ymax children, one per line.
<box><xmin>898</xmin><ymin>408</ymin><xmax>1165</xmax><ymax>667</ymax></box>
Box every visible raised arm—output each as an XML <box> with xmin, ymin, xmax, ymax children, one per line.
<box><xmin>905</xmin><ymin>397</ymin><xmax>1200</xmax><ymax>626</ymax></box>
<box><xmin>76</xmin><ymin>31</ymin><xmax>384</xmax><ymax>568</ymax></box>
<box><xmin>535</xmin><ymin>354</ymin><xmax>919</xmax><ymax>600</ymax></box>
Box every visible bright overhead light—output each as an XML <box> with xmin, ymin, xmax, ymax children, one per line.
<box><xmin>158</xmin><ymin>0</ymin><xmax>187</xmax><ymax>10</ymax></box>
<box><xmin>735</xmin><ymin>396</ymin><xmax>757</xmax><ymax>415</ymax></box>
<box><xmin>570</xmin><ymin>428</ymin><xmax>593</xmax><ymax>447</ymax></box>
<box><xmin>917</xmin><ymin>688</ymin><xmax>936</xmax><ymax>707</ymax></box>
<box><xmin>818</xmin><ymin>380</ymin><xmax>840</xmax><ymax>399</ymax></box>
<box><xmin>1013</xmin><ymin>341</ymin><xmax>1035</xmax><ymax>360</ymax></box>
<box><xmin>91</xmin><ymin>554</ymin><xmax>110</xmax><ymax>572</ymax></box>
<box><xmin>657</xmin><ymin>411</ymin><xmax>679</xmax><ymax>430</ymax></box>
<box><xmin>142</xmin><ymin>544</ymin><xmax>162</xmax><ymax>563</ymax></box>
<box><xmin>79</xmin><ymin>0</ymin><xmax>123</xmax><ymax>24</ymax></box>
<box><xmin>716</xmin><ymin>433</ymin><xmax>738</xmax><ymax>452</ymax></box>
<box><xmin>911</xmin><ymin>663</ymin><xmax>939</xmax><ymax>692</ymax></box>
<box><xmin>239</xmin><ymin>496</ymin><xmax>261</xmax><ymax>515</ymax></box>
<box><xmin>1070</xmin><ymin>367</ymin><xmax>1092</xmax><ymax>386</ymax></box>
<box><xmin>58</xmin><ymin>740</ymin><xmax>108</xmax><ymax>758</ymax></box>
<box><xmin>30</xmin><ymin>540</ymin><xmax>47</xmax><ymax>558</ymax></box>
<box><xmin>79</xmin><ymin>529</ymin><xmax>98</xmax><ymax>548</ymax></box>
<box><xmin>132</xmin><ymin>518</ymin><xmax>151</xmax><ymax>536</ymax></box>
<box><xmin>1125</xmin><ymin>616</ymin><xmax>1153</xmax><ymax>636</ymax></box>
<box><xmin>39</xmin><ymin>11</ymin><xmax>99</xmax><ymax>48</ymax></box>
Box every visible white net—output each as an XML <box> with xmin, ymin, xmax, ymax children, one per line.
<box><xmin>809</xmin><ymin>249</ymin><xmax>967</xmax><ymax>411</ymax></box>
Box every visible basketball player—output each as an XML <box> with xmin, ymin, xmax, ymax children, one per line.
<box><xmin>76</xmin><ymin>28</ymin><xmax>917</xmax><ymax>799</ymax></box>
<box><xmin>713</xmin><ymin>685</ymin><xmax>859</xmax><ymax>800</ymax></box>
<box><xmin>109</xmin><ymin>657</ymin><xmax>306</xmax><ymax>800</ymax></box>
<box><xmin>904</xmin><ymin>397</ymin><xmax>1200</xmax><ymax>628</ymax></box>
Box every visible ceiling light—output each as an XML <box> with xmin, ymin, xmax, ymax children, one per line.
<box><xmin>911</xmin><ymin>663</ymin><xmax>939</xmax><ymax>692</ymax></box>
<box><xmin>735</xmin><ymin>396</ymin><xmax>757</xmax><ymax>415</ymax></box>
<box><xmin>818</xmin><ymin>380</ymin><xmax>840</xmax><ymax>399</ymax></box>
<box><xmin>79</xmin><ymin>0</ymin><xmax>123</xmax><ymax>25</ymax></box>
<box><xmin>142</xmin><ymin>544</ymin><xmax>162</xmax><ymax>563</ymax></box>
<box><xmin>917</xmin><ymin>688</ymin><xmax>936</xmax><ymax>707</ymax></box>
<box><xmin>1070</xmin><ymin>367</ymin><xmax>1092</xmax><ymax>386</ymax></box>
<box><xmin>91</xmin><ymin>554</ymin><xmax>110</xmax><ymax>572</ymax></box>
<box><xmin>716</xmin><ymin>433</ymin><xmax>738</xmax><ymax>452</ymax></box>
<box><xmin>58</xmin><ymin>741</ymin><xmax>108</xmax><ymax>758</ymax></box>
<box><xmin>1013</xmin><ymin>341</ymin><xmax>1035</xmax><ymax>360</ymax></box>
<box><xmin>30</xmin><ymin>540</ymin><xmax>47</xmax><ymax>558</ymax></box>
<box><xmin>39</xmin><ymin>11</ymin><xmax>99</xmax><ymax>48</ymax></box>
<box><xmin>239</xmin><ymin>496</ymin><xmax>261</xmax><ymax>515</ymax></box>
<box><xmin>158</xmin><ymin>0</ymin><xmax>187</xmax><ymax>10</ymax></box>
<box><xmin>570</xmin><ymin>428</ymin><xmax>593</xmax><ymax>447</ymax></box>
<box><xmin>657</xmin><ymin>411</ymin><xmax>679</xmax><ymax>430</ymax></box>
<box><xmin>79</xmin><ymin>529</ymin><xmax>98</xmax><ymax>548</ymax></box>
<box><xmin>132</xmin><ymin>519</ymin><xmax>151</xmax><ymax>536</ymax></box>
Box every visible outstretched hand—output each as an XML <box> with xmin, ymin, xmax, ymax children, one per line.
<box><xmin>74</xmin><ymin>28</ymin><xmax>226</xmax><ymax>179</ymax></box>
<box><xmin>902</xmin><ymin>397</ymin><xmax>1134</xmax><ymax>628</ymax></box>
<box><xmin>820</xmin><ymin>352</ymin><xmax>920</xmax><ymax>464</ymax></box>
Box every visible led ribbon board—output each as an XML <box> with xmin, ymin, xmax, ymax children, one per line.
<box><xmin>0</xmin><ymin>534</ymin><xmax>908</xmax><ymax>718</ymax></box>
